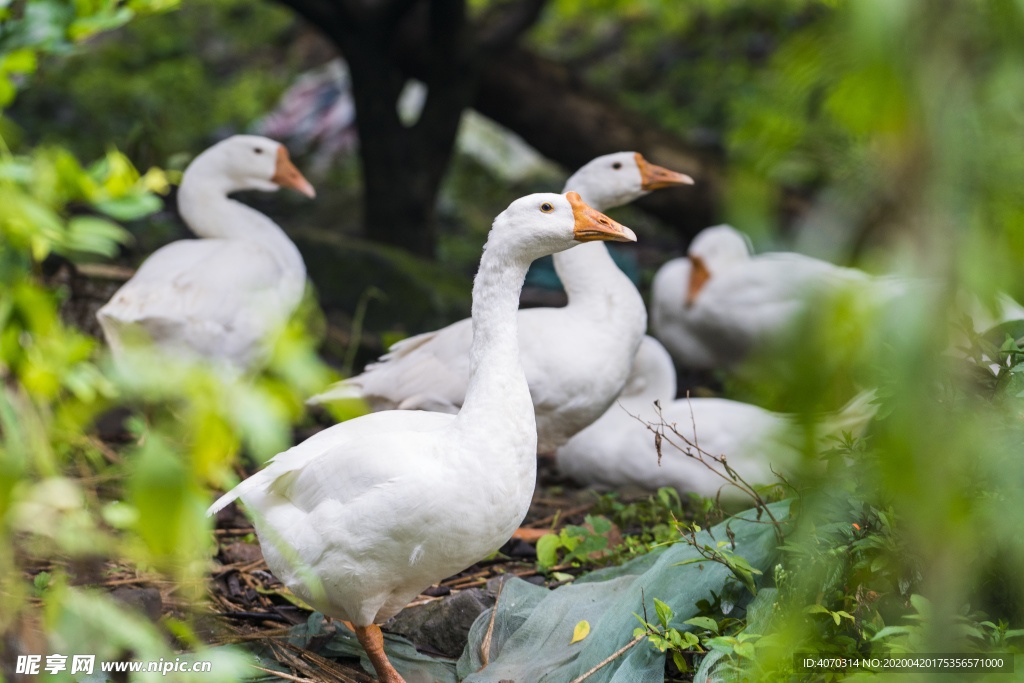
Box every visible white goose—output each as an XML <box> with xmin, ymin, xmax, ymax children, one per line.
<box><xmin>208</xmin><ymin>192</ymin><xmax>635</xmax><ymax>683</ymax></box>
<box><xmin>556</xmin><ymin>335</ymin><xmax>877</xmax><ymax>499</ymax></box>
<box><xmin>651</xmin><ymin>224</ymin><xmax>904</xmax><ymax>371</ymax></box>
<box><xmin>97</xmin><ymin>135</ymin><xmax>315</xmax><ymax>370</ymax></box>
<box><xmin>309</xmin><ymin>152</ymin><xmax>693</xmax><ymax>452</ymax></box>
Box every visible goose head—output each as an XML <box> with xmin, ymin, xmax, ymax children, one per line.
<box><xmin>685</xmin><ymin>224</ymin><xmax>752</xmax><ymax>306</ymax></box>
<box><xmin>563</xmin><ymin>152</ymin><xmax>694</xmax><ymax>211</ymax></box>
<box><xmin>184</xmin><ymin>135</ymin><xmax>316</xmax><ymax>198</ymax></box>
<box><xmin>491</xmin><ymin>191</ymin><xmax>637</xmax><ymax>262</ymax></box>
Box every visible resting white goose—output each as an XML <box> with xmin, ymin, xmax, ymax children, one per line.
<box><xmin>97</xmin><ymin>135</ymin><xmax>315</xmax><ymax>370</ymax></box>
<box><xmin>208</xmin><ymin>192</ymin><xmax>636</xmax><ymax>683</ymax></box>
<box><xmin>651</xmin><ymin>224</ymin><xmax>904</xmax><ymax>371</ymax></box>
<box><xmin>556</xmin><ymin>335</ymin><xmax>877</xmax><ymax>499</ymax></box>
<box><xmin>309</xmin><ymin>152</ymin><xmax>693</xmax><ymax>452</ymax></box>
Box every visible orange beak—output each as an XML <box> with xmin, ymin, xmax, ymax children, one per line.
<box><xmin>271</xmin><ymin>145</ymin><xmax>316</xmax><ymax>198</ymax></box>
<box><xmin>686</xmin><ymin>254</ymin><xmax>710</xmax><ymax>307</ymax></box>
<box><xmin>567</xmin><ymin>191</ymin><xmax>637</xmax><ymax>243</ymax></box>
<box><xmin>635</xmin><ymin>153</ymin><xmax>694</xmax><ymax>190</ymax></box>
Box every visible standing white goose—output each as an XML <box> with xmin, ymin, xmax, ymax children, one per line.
<box><xmin>97</xmin><ymin>135</ymin><xmax>315</xmax><ymax>370</ymax></box>
<box><xmin>309</xmin><ymin>152</ymin><xmax>692</xmax><ymax>452</ymax></box>
<box><xmin>652</xmin><ymin>224</ymin><xmax>904</xmax><ymax>371</ymax></box>
<box><xmin>556</xmin><ymin>335</ymin><xmax>876</xmax><ymax>499</ymax></box>
<box><xmin>208</xmin><ymin>192</ymin><xmax>636</xmax><ymax>683</ymax></box>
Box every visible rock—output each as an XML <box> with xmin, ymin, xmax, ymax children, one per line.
<box><xmin>497</xmin><ymin>538</ymin><xmax>537</xmax><ymax>560</ymax></box>
<box><xmin>91</xmin><ymin>407</ymin><xmax>136</xmax><ymax>444</ymax></box>
<box><xmin>386</xmin><ymin>588</ymin><xmax>495</xmax><ymax>658</ymax></box>
<box><xmin>111</xmin><ymin>587</ymin><xmax>162</xmax><ymax>622</ymax></box>
<box><xmin>221</xmin><ymin>541</ymin><xmax>263</xmax><ymax>565</ymax></box>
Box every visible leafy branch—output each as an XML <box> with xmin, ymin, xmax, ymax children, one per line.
<box><xmin>628</xmin><ymin>394</ymin><xmax>788</xmax><ymax>545</ymax></box>
<box><xmin>665</xmin><ymin>522</ymin><xmax>764</xmax><ymax>596</ymax></box>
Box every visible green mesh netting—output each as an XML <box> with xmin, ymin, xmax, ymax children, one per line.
<box><xmin>247</xmin><ymin>501</ymin><xmax>789</xmax><ymax>683</ymax></box>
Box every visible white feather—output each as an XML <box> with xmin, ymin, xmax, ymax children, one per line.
<box><xmin>309</xmin><ymin>152</ymin><xmax>664</xmax><ymax>452</ymax></box>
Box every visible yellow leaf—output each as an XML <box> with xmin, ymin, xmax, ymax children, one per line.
<box><xmin>570</xmin><ymin>620</ymin><xmax>590</xmax><ymax>645</ymax></box>
<box><xmin>139</xmin><ymin>167</ymin><xmax>173</xmax><ymax>195</ymax></box>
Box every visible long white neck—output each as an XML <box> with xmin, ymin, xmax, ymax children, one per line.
<box><xmin>176</xmin><ymin>165</ymin><xmax>305</xmax><ymax>276</ymax></box>
<box><xmin>552</xmin><ymin>183</ymin><xmax>645</xmax><ymax>327</ymax></box>
<box><xmin>455</xmin><ymin>238</ymin><xmax>536</xmax><ymax>440</ymax></box>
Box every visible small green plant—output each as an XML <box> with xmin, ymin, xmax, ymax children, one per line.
<box><xmin>536</xmin><ymin>514</ymin><xmax>615</xmax><ymax>569</ymax></box>
<box><xmin>536</xmin><ymin>488</ymin><xmax>716</xmax><ymax>570</ymax></box>
<box><xmin>872</xmin><ymin>594</ymin><xmax>1024</xmax><ymax>653</ymax></box>
<box><xmin>667</xmin><ymin>521</ymin><xmax>765</xmax><ymax>596</ymax></box>
<box><xmin>631</xmin><ymin>593</ymin><xmax>759</xmax><ymax>674</ymax></box>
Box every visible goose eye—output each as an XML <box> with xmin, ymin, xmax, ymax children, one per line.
<box><xmin>253</xmin><ymin>148</ymin><xmax>263</xmax><ymax>154</ymax></box>
<box><xmin>612</xmin><ymin>162</ymin><xmax>622</xmax><ymax>169</ymax></box>
<box><xmin>540</xmin><ymin>203</ymin><xmax>554</xmax><ymax>213</ymax></box>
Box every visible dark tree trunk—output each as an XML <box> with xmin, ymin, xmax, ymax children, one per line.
<box><xmin>394</xmin><ymin>37</ymin><xmax>726</xmax><ymax>242</ymax></box>
<box><xmin>471</xmin><ymin>46</ymin><xmax>724</xmax><ymax>240</ymax></box>
<box><xmin>274</xmin><ymin>0</ymin><xmax>546</xmax><ymax>258</ymax></box>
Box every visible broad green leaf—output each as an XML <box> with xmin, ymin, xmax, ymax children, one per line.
<box><xmin>726</xmin><ymin>554</ymin><xmax>762</xmax><ymax>575</ymax></box>
<box><xmin>33</xmin><ymin>571</ymin><xmax>51</xmax><ymax>592</ymax></box>
<box><xmin>647</xmin><ymin>634</ymin><xmax>668</xmax><ymax>651</ymax></box>
<box><xmin>654</xmin><ymin>598</ymin><xmax>673</xmax><ymax>628</ymax></box>
<box><xmin>909</xmin><ymin>594</ymin><xmax>931</xmax><ymax>617</ymax></box>
<box><xmin>684</xmin><ymin>616</ymin><xmax>719</xmax><ymax>633</ymax></box>
<box><xmin>0</xmin><ymin>49</ymin><xmax>37</xmax><ymax>75</ymax></box>
<box><xmin>536</xmin><ymin>533</ymin><xmax>561</xmax><ymax>568</ymax></box>
<box><xmin>871</xmin><ymin>625</ymin><xmax>915</xmax><ymax>641</ymax></box>
<box><xmin>65</xmin><ymin>215</ymin><xmax>132</xmax><ymax>256</ymax></box>
<box><xmin>586</xmin><ymin>514</ymin><xmax>612</xmax><ymax>535</ymax></box>
<box><xmin>92</xmin><ymin>193</ymin><xmax>161</xmax><ymax>221</ymax></box>
<box><xmin>68</xmin><ymin>7</ymin><xmax>135</xmax><ymax>41</ymax></box>
<box><xmin>733</xmin><ymin>641</ymin><xmax>756</xmax><ymax>659</ymax></box>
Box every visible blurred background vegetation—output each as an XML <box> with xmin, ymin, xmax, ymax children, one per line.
<box><xmin>6</xmin><ymin>0</ymin><xmax>1024</xmax><ymax>680</ymax></box>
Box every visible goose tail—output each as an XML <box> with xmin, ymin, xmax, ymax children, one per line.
<box><xmin>306</xmin><ymin>379</ymin><xmax>364</xmax><ymax>406</ymax></box>
<box><xmin>207</xmin><ymin>473</ymin><xmax>267</xmax><ymax>517</ymax></box>
<box><xmin>821</xmin><ymin>389</ymin><xmax>878</xmax><ymax>437</ymax></box>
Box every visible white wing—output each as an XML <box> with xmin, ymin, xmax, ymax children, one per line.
<box><xmin>310</xmin><ymin>319</ymin><xmax>474</xmax><ymax>411</ymax></box>
<box><xmin>208</xmin><ymin>409</ymin><xmax>455</xmax><ymax>516</ymax></box>
<box><xmin>313</xmin><ymin>305</ymin><xmax>642</xmax><ymax>451</ymax></box>
<box><xmin>98</xmin><ymin>239</ymin><xmax>301</xmax><ymax>367</ymax></box>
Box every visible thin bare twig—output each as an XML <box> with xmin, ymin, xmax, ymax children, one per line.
<box><xmin>567</xmin><ymin>635</ymin><xmax>646</xmax><ymax>683</ymax></box>
<box><xmin>625</xmin><ymin>399</ymin><xmax>787</xmax><ymax>545</ymax></box>
<box><xmin>685</xmin><ymin>391</ymin><xmax>700</xmax><ymax>454</ymax></box>
<box><xmin>523</xmin><ymin>503</ymin><xmax>594</xmax><ymax>529</ymax></box>
<box><xmin>478</xmin><ymin>575</ymin><xmax>505</xmax><ymax>670</ymax></box>
<box><xmin>250</xmin><ymin>665</ymin><xmax>317</xmax><ymax>683</ymax></box>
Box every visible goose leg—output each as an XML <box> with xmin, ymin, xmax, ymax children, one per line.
<box><xmin>353</xmin><ymin>623</ymin><xmax>406</xmax><ymax>683</ymax></box>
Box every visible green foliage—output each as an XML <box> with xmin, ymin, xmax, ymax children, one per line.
<box><xmin>669</xmin><ymin>521</ymin><xmax>765</xmax><ymax>597</ymax></box>
<box><xmin>530</xmin><ymin>0</ymin><xmax>827</xmax><ymax>144</ymax></box>
<box><xmin>0</xmin><ymin>2</ymin><xmax>337</xmax><ymax>677</ymax></box>
<box><xmin>536</xmin><ymin>514</ymin><xmax>615</xmax><ymax>568</ymax></box>
<box><xmin>632</xmin><ymin>592</ymin><xmax>764</xmax><ymax>674</ymax></box>
<box><xmin>536</xmin><ymin>488</ymin><xmax>704</xmax><ymax>571</ymax></box>
<box><xmin>7</xmin><ymin>0</ymin><xmax>296</xmax><ymax>167</ymax></box>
